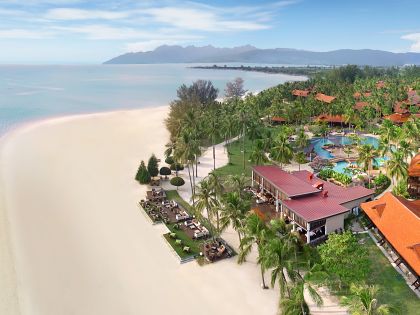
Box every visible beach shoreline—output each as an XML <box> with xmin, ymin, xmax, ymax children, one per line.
<box><xmin>0</xmin><ymin>106</ymin><xmax>278</xmax><ymax>315</ymax></box>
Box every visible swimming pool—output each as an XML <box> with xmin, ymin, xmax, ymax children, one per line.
<box><xmin>309</xmin><ymin>135</ymin><xmax>385</xmax><ymax>174</ymax></box>
<box><xmin>311</xmin><ymin>135</ymin><xmax>379</xmax><ymax>159</ymax></box>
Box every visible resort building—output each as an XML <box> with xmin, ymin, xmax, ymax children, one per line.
<box><xmin>354</xmin><ymin>101</ymin><xmax>369</xmax><ymax>111</ymax></box>
<box><xmin>270</xmin><ymin>116</ymin><xmax>287</xmax><ymax>125</ymax></box>
<box><xmin>315</xmin><ymin>93</ymin><xmax>336</xmax><ymax>104</ymax></box>
<box><xmin>292</xmin><ymin>89</ymin><xmax>310</xmax><ymax>97</ymax></box>
<box><xmin>361</xmin><ymin>193</ymin><xmax>420</xmax><ymax>290</ymax></box>
<box><xmin>316</xmin><ymin>114</ymin><xmax>346</xmax><ymax>126</ymax></box>
<box><xmin>251</xmin><ymin>166</ymin><xmax>374</xmax><ymax>244</ymax></box>
<box><xmin>408</xmin><ymin>153</ymin><xmax>420</xmax><ymax>198</ymax></box>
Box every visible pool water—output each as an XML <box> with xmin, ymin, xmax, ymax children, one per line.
<box><xmin>309</xmin><ymin>135</ymin><xmax>386</xmax><ymax>174</ymax></box>
<box><xmin>311</xmin><ymin>136</ymin><xmax>379</xmax><ymax>159</ymax></box>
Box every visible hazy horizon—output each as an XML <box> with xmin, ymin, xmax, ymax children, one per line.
<box><xmin>0</xmin><ymin>0</ymin><xmax>419</xmax><ymax>64</ymax></box>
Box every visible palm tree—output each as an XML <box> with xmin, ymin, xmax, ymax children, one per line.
<box><xmin>280</xmin><ymin>282</ymin><xmax>310</xmax><ymax>315</ymax></box>
<box><xmin>220</xmin><ymin>192</ymin><xmax>249</xmax><ymax>243</ymax></box>
<box><xmin>193</xmin><ymin>178</ymin><xmax>217</xmax><ymax>233</ymax></box>
<box><xmin>296</xmin><ymin>128</ymin><xmax>309</xmax><ymax>152</ymax></box>
<box><xmin>206</xmin><ymin>108</ymin><xmax>220</xmax><ymax>171</ymax></box>
<box><xmin>294</xmin><ymin>151</ymin><xmax>307</xmax><ymax>171</ymax></box>
<box><xmin>239</xmin><ymin>213</ymin><xmax>274</xmax><ymax>289</ymax></box>
<box><xmin>250</xmin><ymin>139</ymin><xmax>269</xmax><ymax>165</ymax></box>
<box><xmin>398</xmin><ymin>140</ymin><xmax>414</xmax><ymax>163</ymax></box>
<box><xmin>227</xmin><ymin>174</ymin><xmax>248</xmax><ymax>197</ymax></box>
<box><xmin>271</xmin><ymin>132</ymin><xmax>293</xmax><ymax>169</ymax></box>
<box><xmin>342</xmin><ymin>284</ymin><xmax>396</xmax><ymax>315</ymax></box>
<box><xmin>386</xmin><ymin>150</ymin><xmax>408</xmax><ymax>185</ymax></box>
<box><xmin>358</xmin><ymin>144</ymin><xmax>376</xmax><ymax>187</ymax></box>
<box><xmin>237</xmin><ymin>105</ymin><xmax>250</xmax><ymax>170</ymax></box>
<box><xmin>379</xmin><ymin>120</ymin><xmax>396</xmax><ymax>153</ymax></box>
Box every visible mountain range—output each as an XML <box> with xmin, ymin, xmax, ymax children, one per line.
<box><xmin>104</xmin><ymin>45</ymin><xmax>420</xmax><ymax>66</ymax></box>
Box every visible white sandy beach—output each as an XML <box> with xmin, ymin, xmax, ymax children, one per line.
<box><xmin>0</xmin><ymin>107</ymin><xmax>278</xmax><ymax>315</ymax></box>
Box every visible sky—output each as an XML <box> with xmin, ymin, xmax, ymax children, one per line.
<box><xmin>0</xmin><ymin>0</ymin><xmax>419</xmax><ymax>64</ymax></box>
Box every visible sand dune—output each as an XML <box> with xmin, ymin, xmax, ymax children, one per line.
<box><xmin>0</xmin><ymin>107</ymin><xmax>278</xmax><ymax>315</ymax></box>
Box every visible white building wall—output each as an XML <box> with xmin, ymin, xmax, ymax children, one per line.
<box><xmin>325</xmin><ymin>213</ymin><xmax>346</xmax><ymax>234</ymax></box>
<box><xmin>341</xmin><ymin>194</ymin><xmax>374</xmax><ymax>217</ymax></box>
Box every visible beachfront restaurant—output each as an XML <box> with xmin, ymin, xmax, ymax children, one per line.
<box><xmin>251</xmin><ymin>165</ymin><xmax>374</xmax><ymax>244</ymax></box>
<box><xmin>361</xmin><ymin>193</ymin><xmax>420</xmax><ymax>290</ymax></box>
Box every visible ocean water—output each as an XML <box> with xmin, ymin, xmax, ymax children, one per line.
<box><xmin>0</xmin><ymin>64</ymin><xmax>306</xmax><ymax>135</ymax></box>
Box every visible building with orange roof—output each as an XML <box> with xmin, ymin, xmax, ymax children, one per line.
<box><xmin>394</xmin><ymin>101</ymin><xmax>410</xmax><ymax>114</ymax></box>
<box><xmin>361</xmin><ymin>192</ymin><xmax>420</xmax><ymax>289</ymax></box>
<box><xmin>315</xmin><ymin>93</ymin><xmax>336</xmax><ymax>103</ymax></box>
<box><xmin>384</xmin><ymin>113</ymin><xmax>411</xmax><ymax>124</ymax></box>
<box><xmin>376</xmin><ymin>81</ymin><xmax>386</xmax><ymax>88</ymax></box>
<box><xmin>353</xmin><ymin>92</ymin><xmax>372</xmax><ymax>99</ymax></box>
<box><xmin>316</xmin><ymin>114</ymin><xmax>345</xmax><ymax>124</ymax></box>
<box><xmin>292</xmin><ymin>89</ymin><xmax>310</xmax><ymax>97</ymax></box>
<box><xmin>271</xmin><ymin>116</ymin><xmax>287</xmax><ymax>124</ymax></box>
<box><xmin>408</xmin><ymin>153</ymin><xmax>420</xmax><ymax>198</ymax></box>
<box><xmin>354</xmin><ymin>101</ymin><xmax>369</xmax><ymax>111</ymax></box>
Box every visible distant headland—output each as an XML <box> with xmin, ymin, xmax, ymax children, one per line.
<box><xmin>104</xmin><ymin>45</ymin><xmax>420</xmax><ymax>66</ymax></box>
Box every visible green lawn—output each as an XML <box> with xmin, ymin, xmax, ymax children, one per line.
<box><xmin>213</xmin><ymin>137</ymin><xmax>254</xmax><ymax>178</ymax></box>
<box><xmin>164</xmin><ymin>190</ymin><xmax>205</xmax><ymax>260</ymax></box>
<box><xmin>359</xmin><ymin>234</ymin><xmax>420</xmax><ymax>314</ymax></box>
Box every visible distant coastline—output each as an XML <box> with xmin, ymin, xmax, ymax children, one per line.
<box><xmin>191</xmin><ymin>65</ymin><xmax>330</xmax><ymax>77</ymax></box>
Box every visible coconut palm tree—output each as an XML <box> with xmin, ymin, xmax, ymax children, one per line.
<box><xmin>250</xmin><ymin>139</ymin><xmax>269</xmax><ymax>165</ymax></box>
<box><xmin>239</xmin><ymin>213</ymin><xmax>274</xmax><ymax>289</ymax></box>
<box><xmin>379</xmin><ymin>119</ymin><xmax>396</xmax><ymax>153</ymax></box>
<box><xmin>386</xmin><ymin>150</ymin><xmax>408</xmax><ymax>185</ymax></box>
<box><xmin>342</xmin><ymin>284</ymin><xmax>396</xmax><ymax>315</ymax></box>
<box><xmin>193</xmin><ymin>179</ymin><xmax>218</xmax><ymax>237</ymax></box>
<box><xmin>271</xmin><ymin>132</ymin><xmax>293</xmax><ymax>169</ymax></box>
<box><xmin>296</xmin><ymin>128</ymin><xmax>309</xmax><ymax>152</ymax></box>
<box><xmin>294</xmin><ymin>151</ymin><xmax>307</xmax><ymax>171</ymax></box>
<box><xmin>206</xmin><ymin>108</ymin><xmax>220</xmax><ymax>171</ymax></box>
<box><xmin>220</xmin><ymin>192</ymin><xmax>249</xmax><ymax>243</ymax></box>
<box><xmin>398</xmin><ymin>140</ymin><xmax>415</xmax><ymax>163</ymax></box>
<box><xmin>358</xmin><ymin>144</ymin><xmax>376</xmax><ymax>187</ymax></box>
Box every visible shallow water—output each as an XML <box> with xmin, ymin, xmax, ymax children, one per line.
<box><xmin>0</xmin><ymin>64</ymin><xmax>306</xmax><ymax>135</ymax></box>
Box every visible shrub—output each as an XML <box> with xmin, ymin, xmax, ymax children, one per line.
<box><xmin>135</xmin><ymin>161</ymin><xmax>151</xmax><ymax>184</ymax></box>
<box><xmin>318</xmin><ymin>232</ymin><xmax>370</xmax><ymax>287</ymax></box>
<box><xmin>147</xmin><ymin>154</ymin><xmax>159</xmax><ymax>177</ymax></box>
<box><xmin>159</xmin><ymin>166</ymin><xmax>172</xmax><ymax>178</ymax></box>
<box><xmin>170</xmin><ymin>163</ymin><xmax>184</xmax><ymax>171</ymax></box>
<box><xmin>165</xmin><ymin>156</ymin><xmax>175</xmax><ymax>165</ymax></box>
<box><xmin>318</xmin><ymin>168</ymin><xmax>352</xmax><ymax>185</ymax></box>
<box><xmin>170</xmin><ymin>176</ymin><xmax>185</xmax><ymax>190</ymax></box>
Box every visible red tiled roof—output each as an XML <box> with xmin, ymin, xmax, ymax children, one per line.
<box><xmin>384</xmin><ymin>113</ymin><xmax>411</xmax><ymax>124</ymax></box>
<box><xmin>271</xmin><ymin>116</ymin><xmax>286</xmax><ymax>122</ymax></box>
<box><xmin>408</xmin><ymin>90</ymin><xmax>420</xmax><ymax>105</ymax></box>
<box><xmin>253</xmin><ymin>166</ymin><xmax>320</xmax><ymax>198</ymax></box>
<box><xmin>376</xmin><ymin>81</ymin><xmax>385</xmax><ymax>88</ymax></box>
<box><xmin>316</xmin><ymin>114</ymin><xmax>345</xmax><ymax>123</ymax></box>
<box><xmin>353</xmin><ymin>92</ymin><xmax>372</xmax><ymax>99</ymax></box>
<box><xmin>292</xmin><ymin>89</ymin><xmax>310</xmax><ymax>97</ymax></box>
<box><xmin>315</xmin><ymin>93</ymin><xmax>336</xmax><ymax>103</ymax></box>
<box><xmin>361</xmin><ymin>193</ymin><xmax>420</xmax><ymax>276</ymax></box>
<box><xmin>409</xmin><ymin>153</ymin><xmax>420</xmax><ymax>177</ymax></box>
<box><xmin>394</xmin><ymin>101</ymin><xmax>410</xmax><ymax>114</ymax></box>
<box><xmin>254</xmin><ymin>166</ymin><xmax>374</xmax><ymax>222</ymax></box>
<box><xmin>354</xmin><ymin>102</ymin><xmax>369</xmax><ymax>111</ymax></box>
<box><xmin>283</xmin><ymin>170</ymin><xmax>374</xmax><ymax>221</ymax></box>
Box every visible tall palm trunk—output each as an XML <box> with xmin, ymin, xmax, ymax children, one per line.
<box><xmin>187</xmin><ymin>164</ymin><xmax>195</xmax><ymax>206</ymax></box>
<box><xmin>242</xmin><ymin>123</ymin><xmax>246</xmax><ymax>170</ymax></box>
<box><xmin>213</xmin><ymin>144</ymin><xmax>216</xmax><ymax>170</ymax></box>
<box><xmin>260</xmin><ymin>266</ymin><xmax>267</xmax><ymax>289</ymax></box>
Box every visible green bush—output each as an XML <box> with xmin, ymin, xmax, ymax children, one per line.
<box><xmin>147</xmin><ymin>154</ymin><xmax>159</xmax><ymax>177</ymax></box>
<box><xmin>170</xmin><ymin>163</ymin><xmax>184</xmax><ymax>171</ymax></box>
<box><xmin>170</xmin><ymin>176</ymin><xmax>185</xmax><ymax>189</ymax></box>
<box><xmin>135</xmin><ymin>161</ymin><xmax>151</xmax><ymax>184</ymax></box>
<box><xmin>318</xmin><ymin>168</ymin><xmax>352</xmax><ymax>185</ymax></box>
<box><xmin>159</xmin><ymin>166</ymin><xmax>172</xmax><ymax>177</ymax></box>
<box><xmin>165</xmin><ymin>156</ymin><xmax>175</xmax><ymax>165</ymax></box>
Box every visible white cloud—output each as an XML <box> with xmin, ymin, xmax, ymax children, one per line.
<box><xmin>0</xmin><ymin>28</ymin><xmax>54</xmax><ymax>39</ymax></box>
<box><xmin>144</xmin><ymin>7</ymin><xmax>269</xmax><ymax>31</ymax></box>
<box><xmin>52</xmin><ymin>24</ymin><xmax>151</xmax><ymax>40</ymax></box>
<box><xmin>401</xmin><ymin>33</ymin><xmax>420</xmax><ymax>52</ymax></box>
<box><xmin>45</xmin><ymin>8</ymin><xmax>130</xmax><ymax>20</ymax></box>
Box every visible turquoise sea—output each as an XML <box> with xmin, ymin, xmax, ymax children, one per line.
<box><xmin>0</xmin><ymin>64</ymin><xmax>306</xmax><ymax>135</ymax></box>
